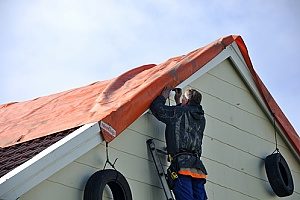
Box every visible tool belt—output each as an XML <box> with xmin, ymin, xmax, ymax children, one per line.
<box><xmin>166</xmin><ymin>151</ymin><xmax>200</xmax><ymax>189</ymax></box>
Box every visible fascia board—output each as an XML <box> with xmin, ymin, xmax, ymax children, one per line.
<box><xmin>0</xmin><ymin>122</ymin><xmax>102</xmax><ymax>200</ymax></box>
<box><xmin>178</xmin><ymin>47</ymin><xmax>232</xmax><ymax>89</ymax></box>
<box><xmin>229</xmin><ymin>42</ymin><xmax>300</xmax><ymax>162</ymax></box>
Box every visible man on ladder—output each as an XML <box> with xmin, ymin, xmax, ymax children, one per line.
<box><xmin>150</xmin><ymin>87</ymin><xmax>208</xmax><ymax>200</ymax></box>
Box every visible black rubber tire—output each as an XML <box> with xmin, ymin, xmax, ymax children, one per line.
<box><xmin>265</xmin><ymin>153</ymin><xmax>294</xmax><ymax>197</ymax></box>
<box><xmin>84</xmin><ymin>169</ymin><xmax>132</xmax><ymax>200</ymax></box>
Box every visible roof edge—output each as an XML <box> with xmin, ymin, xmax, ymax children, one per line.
<box><xmin>233</xmin><ymin>36</ymin><xmax>300</xmax><ymax>158</ymax></box>
<box><xmin>0</xmin><ymin>122</ymin><xmax>102</xmax><ymax>200</ymax></box>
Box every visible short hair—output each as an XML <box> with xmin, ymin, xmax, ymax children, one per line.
<box><xmin>185</xmin><ymin>89</ymin><xmax>202</xmax><ymax>105</ymax></box>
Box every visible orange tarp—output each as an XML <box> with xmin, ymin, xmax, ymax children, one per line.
<box><xmin>0</xmin><ymin>35</ymin><xmax>299</xmax><ymax>157</ymax></box>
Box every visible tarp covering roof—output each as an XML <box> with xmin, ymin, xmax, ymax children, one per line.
<box><xmin>0</xmin><ymin>35</ymin><xmax>299</xmax><ymax>157</ymax></box>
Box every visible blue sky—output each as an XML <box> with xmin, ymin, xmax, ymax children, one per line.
<box><xmin>1</xmin><ymin>0</ymin><xmax>299</xmax><ymax>134</ymax></box>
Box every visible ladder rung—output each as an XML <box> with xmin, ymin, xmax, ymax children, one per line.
<box><xmin>157</xmin><ymin>148</ymin><xmax>167</xmax><ymax>155</ymax></box>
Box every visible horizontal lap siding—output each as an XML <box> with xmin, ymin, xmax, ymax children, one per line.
<box><xmin>19</xmin><ymin>180</ymin><xmax>82</xmax><ymax>200</ymax></box>
<box><xmin>190</xmin><ymin>59</ymin><xmax>300</xmax><ymax>199</ymax></box>
<box><xmin>20</xmin><ymin>115</ymin><xmax>167</xmax><ymax>200</ymax></box>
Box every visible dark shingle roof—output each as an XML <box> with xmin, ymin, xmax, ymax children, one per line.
<box><xmin>0</xmin><ymin>127</ymin><xmax>79</xmax><ymax>178</ymax></box>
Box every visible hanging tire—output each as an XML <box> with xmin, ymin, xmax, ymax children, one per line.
<box><xmin>265</xmin><ymin>153</ymin><xmax>294</xmax><ymax>197</ymax></box>
<box><xmin>84</xmin><ymin>169</ymin><xmax>132</xmax><ymax>200</ymax></box>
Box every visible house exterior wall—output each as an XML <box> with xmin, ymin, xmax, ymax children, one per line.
<box><xmin>191</xmin><ymin>59</ymin><xmax>300</xmax><ymax>199</ymax></box>
<box><xmin>20</xmin><ymin>59</ymin><xmax>300</xmax><ymax>200</ymax></box>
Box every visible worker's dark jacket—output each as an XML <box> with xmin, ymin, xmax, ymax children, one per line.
<box><xmin>150</xmin><ymin>95</ymin><xmax>207</xmax><ymax>175</ymax></box>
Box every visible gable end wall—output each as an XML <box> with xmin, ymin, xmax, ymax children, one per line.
<box><xmin>20</xmin><ymin>60</ymin><xmax>300</xmax><ymax>200</ymax></box>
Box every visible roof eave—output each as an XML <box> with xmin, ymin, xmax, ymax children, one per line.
<box><xmin>0</xmin><ymin>122</ymin><xmax>102</xmax><ymax>200</ymax></box>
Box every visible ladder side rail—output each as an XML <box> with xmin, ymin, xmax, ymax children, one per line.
<box><xmin>147</xmin><ymin>139</ymin><xmax>174</xmax><ymax>200</ymax></box>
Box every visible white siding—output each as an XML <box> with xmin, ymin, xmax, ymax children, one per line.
<box><xmin>192</xmin><ymin>59</ymin><xmax>300</xmax><ymax>199</ymax></box>
<box><xmin>20</xmin><ymin>59</ymin><xmax>300</xmax><ymax>199</ymax></box>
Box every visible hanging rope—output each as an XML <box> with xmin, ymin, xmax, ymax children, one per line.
<box><xmin>272</xmin><ymin>112</ymin><xmax>280</xmax><ymax>154</ymax></box>
<box><xmin>103</xmin><ymin>142</ymin><xmax>118</xmax><ymax>170</ymax></box>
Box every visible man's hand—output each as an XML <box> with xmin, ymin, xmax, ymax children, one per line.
<box><xmin>174</xmin><ymin>88</ymin><xmax>182</xmax><ymax>104</ymax></box>
<box><xmin>161</xmin><ymin>87</ymin><xmax>172</xmax><ymax>99</ymax></box>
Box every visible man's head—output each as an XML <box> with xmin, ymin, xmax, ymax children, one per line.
<box><xmin>182</xmin><ymin>89</ymin><xmax>202</xmax><ymax>105</ymax></box>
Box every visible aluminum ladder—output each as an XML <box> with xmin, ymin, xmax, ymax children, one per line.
<box><xmin>147</xmin><ymin>139</ymin><xmax>174</xmax><ymax>200</ymax></box>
